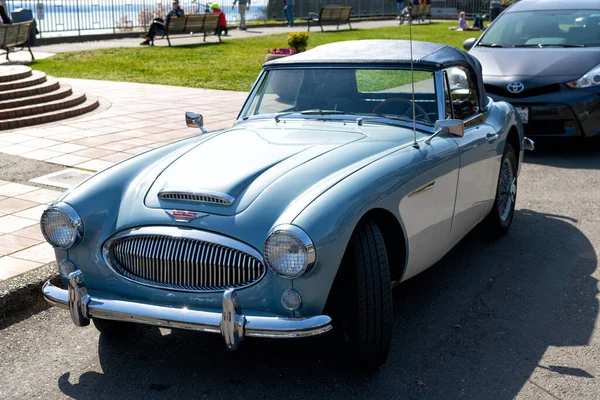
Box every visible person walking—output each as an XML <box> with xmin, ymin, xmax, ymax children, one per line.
<box><xmin>283</xmin><ymin>0</ymin><xmax>294</xmax><ymax>27</ymax></box>
<box><xmin>232</xmin><ymin>0</ymin><xmax>250</xmax><ymax>30</ymax></box>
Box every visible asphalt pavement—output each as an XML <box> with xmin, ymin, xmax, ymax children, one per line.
<box><xmin>1</xmin><ymin>139</ymin><xmax>599</xmax><ymax>399</ymax></box>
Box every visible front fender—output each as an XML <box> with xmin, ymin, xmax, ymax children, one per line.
<box><xmin>288</xmin><ymin>144</ymin><xmax>435</xmax><ymax>317</ymax></box>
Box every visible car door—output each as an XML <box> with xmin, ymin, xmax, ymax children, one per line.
<box><xmin>445</xmin><ymin>67</ymin><xmax>499</xmax><ymax>247</ymax></box>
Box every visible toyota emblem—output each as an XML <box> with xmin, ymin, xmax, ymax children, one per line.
<box><xmin>507</xmin><ymin>82</ymin><xmax>525</xmax><ymax>94</ymax></box>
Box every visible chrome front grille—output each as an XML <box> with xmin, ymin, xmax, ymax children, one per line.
<box><xmin>104</xmin><ymin>227</ymin><xmax>265</xmax><ymax>292</ymax></box>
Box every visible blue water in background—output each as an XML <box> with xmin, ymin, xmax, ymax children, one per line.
<box><xmin>7</xmin><ymin>1</ymin><xmax>268</xmax><ymax>37</ymax></box>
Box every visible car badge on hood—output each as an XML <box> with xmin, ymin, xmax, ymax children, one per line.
<box><xmin>507</xmin><ymin>82</ymin><xmax>525</xmax><ymax>94</ymax></box>
<box><xmin>165</xmin><ymin>210</ymin><xmax>208</xmax><ymax>222</ymax></box>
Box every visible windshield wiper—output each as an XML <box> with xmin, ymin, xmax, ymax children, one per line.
<box><xmin>512</xmin><ymin>44</ymin><xmax>585</xmax><ymax>48</ymax></box>
<box><xmin>299</xmin><ymin>109</ymin><xmax>347</xmax><ymax>115</ymax></box>
<box><xmin>357</xmin><ymin>115</ymin><xmax>415</xmax><ymax>126</ymax></box>
<box><xmin>274</xmin><ymin>111</ymin><xmax>295</xmax><ymax>122</ymax></box>
<box><xmin>477</xmin><ymin>43</ymin><xmax>503</xmax><ymax>47</ymax></box>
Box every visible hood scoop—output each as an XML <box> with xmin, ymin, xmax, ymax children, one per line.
<box><xmin>158</xmin><ymin>189</ymin><xmax>235</xmax><ymax>206</ymax></box>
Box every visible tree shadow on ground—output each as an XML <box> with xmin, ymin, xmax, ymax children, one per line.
<box><xmin>57</xmin><ymin>208</ymin><xmax>597</xmax><ymax>399</ymax></box>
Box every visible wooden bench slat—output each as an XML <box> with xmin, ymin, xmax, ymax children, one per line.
<box><xmin>0</xmin><ymin>22</ymin><xmax>34</xmax><ymax>61</ymax></box>
<box><xmin>308</xmin><ymin>7</ymin><xmax>353</xmax><ymax>32</ymax></box>
<box><xmin>161</xmin><ymin>14</ymin><xmax>223</xmax><ymax>46</ymax></box>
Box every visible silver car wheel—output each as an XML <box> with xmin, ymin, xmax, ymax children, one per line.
<box><xmin>498</xmin><ymin>158</ymin><xmax>516</xmax><ymax>221</ymax></box>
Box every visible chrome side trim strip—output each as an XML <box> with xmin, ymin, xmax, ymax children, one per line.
<box><xmin>158</xmin><ymin>189</ymin><xmax>235</xmax><ymax>206</ymax></box>
<box><xmin>42</xmin><ymin>278</ymin><xmax>333</xmax><ymax>345</ymax></box>
<box><xmin>408</xmin><ymin>181</ymin><xmax>435</xmax><ymax>197</ymax></box>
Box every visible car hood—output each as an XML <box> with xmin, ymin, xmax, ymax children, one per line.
<box><xmin>144</xmin><ymin>122</ymin><xmax>407</xmax><ymax>216</ymax></box>
<box><xmin>470</xmin><ymin>47</ymin><xmax>600</xmax><ymax>84</ymax></box>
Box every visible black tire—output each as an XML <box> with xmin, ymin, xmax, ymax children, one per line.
<box><xmin>333</xmin><ymin>220</ymin><xmax>393</xmax><ymax>371</ymax></box>
<box><xmin>484</xmin><ymin>143</ymin><xmax>518</xmax><ymax>237</ymax></box>
<box><xmin>92</xmin><ymin>318</ymin><xmax>136</xmax><ymax>338</ymax></box>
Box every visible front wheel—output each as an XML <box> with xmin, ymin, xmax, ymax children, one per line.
<box><xmin>334</xmin><ymin>220</ymin><xmax>393</xmax><ymax>371</ymax></box>
<box><xmin>484</xmin><ymin>143</ymin><xmax>518</xmax><ymax>236</ymax></box>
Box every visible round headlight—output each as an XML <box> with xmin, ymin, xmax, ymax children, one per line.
<box><xmin>264</xmin><ymin>225</ymin><xmax>316</xmax><ymax>279</ymax></box>
<box><xmin>40</xmin><ymin>203</ymin><xmax>82</xmax><ymax>249</ymax></box>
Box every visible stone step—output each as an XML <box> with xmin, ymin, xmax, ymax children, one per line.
<box><xmin>0</xmin><ymin>65</ymin><xmax>32</xmax><ymax>83</ymax></box>
<box><xmin>0</xmin><ymin>91</ymin><xmax>87</xmax><ymax>120</ymax></box>
<box><xmin>0</xmin><ymin>95</ymin><xmax>99</xmax><ymax>130</ymax></box>
<box><xmin>0</xmin><ymin>78</ymin><xmax>60</xmax><ymax>102</ymax></box>
<box><xmin>0</xmin><ymin>70</ymin><xmax>46</xmax><ymax>92</ymax></box>
<box><xmin>0</xmin><ymin>84</ymin><xmax>73</xmax><ymax>110</ymax></box>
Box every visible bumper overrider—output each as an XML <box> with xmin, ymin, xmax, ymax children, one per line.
<box><xmin>42</xmin><ymin>270</ymin><xmax>333</xmax><ymax>350</ymax></box>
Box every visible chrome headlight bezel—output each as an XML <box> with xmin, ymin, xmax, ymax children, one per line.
<box><xmin>40</xmin><ymin>202</ymin><xmax>83</xmax><ymax>249</ymax></box>
<box><xmin>264</xmin><ymin>224</ymin><xmax>316</xmax><ymax>279</ymax></box>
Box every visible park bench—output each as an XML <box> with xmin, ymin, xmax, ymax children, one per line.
<box><xmin>0</xmin><ymin>21</ymin><xmax>35</xmax><ymax>61</ymax></box>
<box><xmin>399</xmin><ymin>5</ymin><xmax>432</xmax><ymax>25</ymax></box>
<box><xmin>306</xmin><ymin>7</ymin><xmax>353</xmax><ymax>32</ymax></box>
<box><xmin>157</xmin><ymin>14</ymin><xmax>222</xmax><ymax>46</ymax></box>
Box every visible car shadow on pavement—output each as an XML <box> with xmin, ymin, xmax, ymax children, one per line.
<box><xmin>56</xmin><ymin>208</ymin><xmax>597</xmax><ymax>400</ymax></box>
<box><xmin>524</xmin><ymin>137</ymin><xmax>600</xmax><ymax>169</ymax></box>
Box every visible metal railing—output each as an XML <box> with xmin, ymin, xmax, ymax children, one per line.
<box><xmin>4</xmin><ymin>0</ymin><xmax>270</xmax><ymax>38</ymax></box>
<box><xmin>2</xmin><ymin>0</ymin><xmax>495</xmax><ymax>39</ymax></box>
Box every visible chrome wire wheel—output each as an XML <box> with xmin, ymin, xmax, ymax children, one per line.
<box><xmin>498</xmin><ymin>158</ymin><xmax>516</xmax><ymax>221</ymax></box>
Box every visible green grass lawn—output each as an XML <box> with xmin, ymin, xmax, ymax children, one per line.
<box><xmin>32</xmin><ymin>22</ymin><xmax>481</xmax><ymax>92</ymax></box>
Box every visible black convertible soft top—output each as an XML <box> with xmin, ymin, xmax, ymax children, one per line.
<box><xmin>265</xmin><ymin>40</ymin><xmax>488</xmax><ymax>108</ymax></box>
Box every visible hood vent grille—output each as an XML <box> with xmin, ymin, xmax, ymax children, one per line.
<box><xmin>159</xmin><ymin>190</ymin><xmax>235</xmax><ymax>205</ymax></box>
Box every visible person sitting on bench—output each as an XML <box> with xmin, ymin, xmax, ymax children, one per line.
<box><xmin>140</xmin><ymin>0</ymin><xmax>184</xmax><ymax>45</ymax></box>
<box><xmin>210</xmin><ymin>3</ymin><xmax>228</xmax><ymax>36</ymax></box>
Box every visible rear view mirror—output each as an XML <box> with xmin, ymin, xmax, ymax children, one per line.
<box><xmin>463</xmin><ymin>38</ymin><xmax>477</xmax><ymax>51</ymax></box>
<box><xmin>436</xmin><ymin>119</ymin><xmax>465</xmax><ymax>137</ymax></box>
<box><xmin>185</xmin><ymin>112</ymin><xmax>207</xmax><ymax>134</ymax></box>
<box><xmin>426</xmin><ymin>119</ymin><xmax>465</xmax><ymax>144</ymax></box>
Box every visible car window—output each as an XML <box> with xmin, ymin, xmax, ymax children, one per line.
<box><xmin>479</xmin><ymin>10</ymin><xmax>600</xmax><ymax>47</ymax></box>
<box><xmin>242</xmin><ymin>68</ymin><xmax>439</xmax><ymax>125</ymax></box>
<box><xmin>445</xmin><ymin>67</ymin><xmax>479</xmax><ymax>121</ymax></box>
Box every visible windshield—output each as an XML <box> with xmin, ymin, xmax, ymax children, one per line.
<box><xmin>241</xmin><ymin>68</ymin><xmax>438</xmax><ymax>125</ymax></box>
<box><xmin>479</xmin><ymin>10</ymin><xmax>600</xmax><ymax>47</ymax></box>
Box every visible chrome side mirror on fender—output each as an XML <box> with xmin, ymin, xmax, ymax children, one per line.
<box><xmin>425</xmin><ymin>119</ymin><xmax>465</xmax><ymax>145</ymax></box>
<box><xmin>185</xmin><ymin>112</ymin><xmax>207</xmax><ymax>134</ymax></box>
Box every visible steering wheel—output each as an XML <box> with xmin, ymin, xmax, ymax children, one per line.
<box><xmin>372</xmin><ymin>98</ymin><xmax>431</xmax><ymax>124</ymax></box>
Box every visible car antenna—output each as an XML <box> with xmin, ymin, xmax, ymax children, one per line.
<box><xmin>409</xmin><ymin>6</ymin><xmax>419</xmax><ymax>149</ymax></box>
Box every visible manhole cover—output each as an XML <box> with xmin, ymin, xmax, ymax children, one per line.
<box><xmin>30</xmin><ymin>168</ymin><xmax>94</xmax><ymax>189</ymax></box>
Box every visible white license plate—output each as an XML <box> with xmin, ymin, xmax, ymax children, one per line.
<box><xmin>515</xmin><ymin>107</ymin><xmax>529</xmax><ymax>124</ymax></box>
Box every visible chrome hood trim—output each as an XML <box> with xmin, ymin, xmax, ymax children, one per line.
<box><xmin>158</xmin><ymin>189</ymin><xmax>235</xmax><ymax>205</ymax></box>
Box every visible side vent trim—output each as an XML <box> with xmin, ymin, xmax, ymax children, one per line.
<box><xmin>159</xmin><ymin>190</ymin><xmax>235</xmax><ymax>206</ymax></box>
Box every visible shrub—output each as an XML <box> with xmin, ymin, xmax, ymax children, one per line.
<box><xmin>287</xmin><ymin>32</ymin><xmax>309</xmax><ymax>53</ymax></box>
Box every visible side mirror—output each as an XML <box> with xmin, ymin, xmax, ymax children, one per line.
<box><xmin>426</xmin><ymin>119</ymin><xmax>465</xmax><ymax>145</ymax></box>
<box><xmin>463</xmin><ymin>37</ymin><xmax>477</xmax><ymax>51</ymax></box>
<box><xmin>185</xmin><ymin>112</ymin><xmax>207</xmax><ymax>134</ymax></box>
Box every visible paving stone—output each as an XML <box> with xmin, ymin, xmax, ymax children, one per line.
<box><xmin>0</xmin><ymin>234</ymin><xmax>41</xmax><ymax>256</ymax></box>
<box><xmin>12</xmin><ymin>224</ymin><xmax>45</xmax><ymax>241</ymax></box>
<box><xmin>15</xmin><ymin>188</ymin><xmax>63</xmax><ymax>204</ymax></box>
<box><xmin>0</xmin><ymin>198</ymin><xmax>39</xmax><ymax>214</ymax></box>
<box><xmin>0</xmin><ymin>215</ymin><xmax>38</xmax><ymax>234</ymax></box>
<box><xmin>11</xmin><ymin>242</ymin><xmax>55</xmax><ymax>264</ymax></box>
<box><xmin>0</xmin><ymin>183</ymin><xmax>37</xmax><ymax>197</ymax></box>
<box><xmin>0</xmin><ymin>256</ymin><xmax>42</xmax><ymax>280</ymax></box>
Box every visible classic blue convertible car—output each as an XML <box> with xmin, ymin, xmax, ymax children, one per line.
<box><xmin>41</xmin><ymin>40</ymin><xmax>533</xmax><ymax>370</ymax></box>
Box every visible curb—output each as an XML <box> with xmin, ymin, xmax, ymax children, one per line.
<box><xmin>0</xmin><ymin>262</ymin><xmax>59</xmax><ymax>320</ymax></box>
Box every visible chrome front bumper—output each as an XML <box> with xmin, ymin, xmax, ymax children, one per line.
<box><xmin>43</xmin><ymin>271</ymin><xmax>332</xmax><ymax>350</ymax></box>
